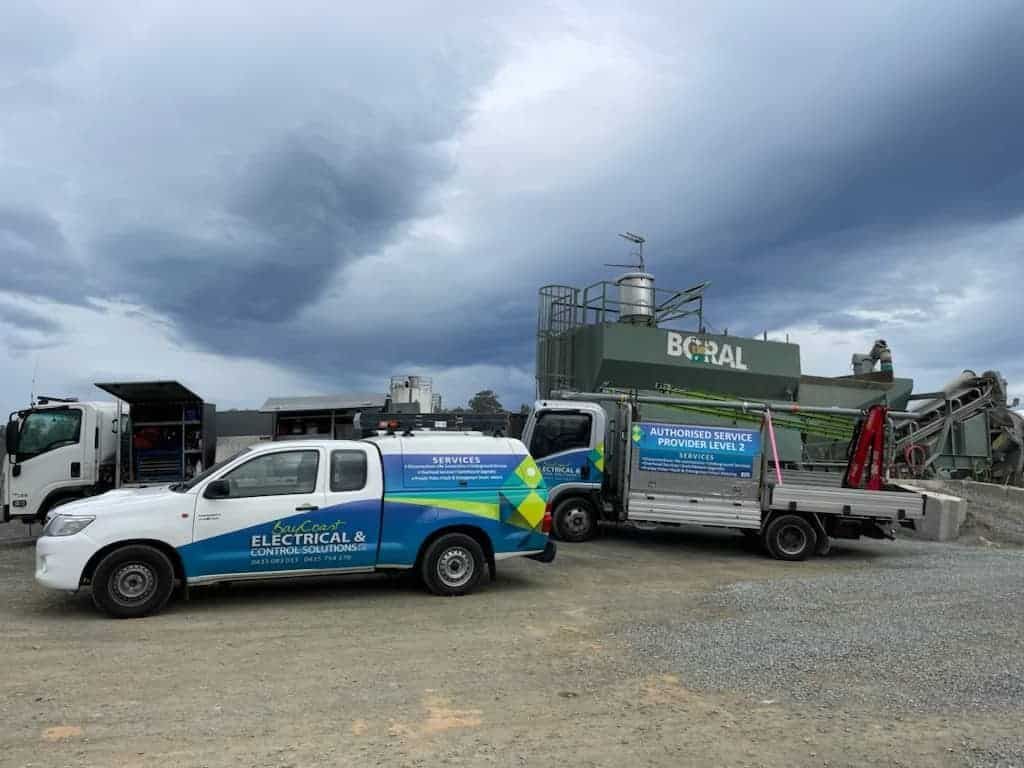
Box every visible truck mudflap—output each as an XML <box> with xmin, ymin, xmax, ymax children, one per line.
<box><xmin>527</xmin><ymin>540</ymin><xmax>557</xmax><ymax>563</ymax></box>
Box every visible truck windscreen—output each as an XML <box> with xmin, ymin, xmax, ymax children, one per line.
<box><xmin>14</xmin><ymin>409</ymin><xmax>82</xmax><ymax>459</ymax></box>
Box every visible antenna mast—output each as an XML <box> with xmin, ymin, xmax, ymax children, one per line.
<box><xmin>605</xmin><ymin>231</ymin><xmax>647</xmax><ymax>272</ymax></box>
<box><xmin>30</xmin><ymin>359</ymin><xmax>39</xmax><ymax>407</ymax></box>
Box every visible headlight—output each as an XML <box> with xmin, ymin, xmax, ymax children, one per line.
<box><xmin>43</xmin><ymin>515</ymin><xmax>95</xmax><ymax>537</ymax></box>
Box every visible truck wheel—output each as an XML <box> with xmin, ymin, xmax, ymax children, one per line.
<box><xmin>91</xmin><ymin>545</ymin><xmax>175</xmax><ymax>618</ymax></box>
<box><xmin>553</xmin><ymin>497</ymin><xmax>598</xmax><ymax>542</ymax></box>
<box><xmin>421</xmin><ymin>533</ymin><xmax>485</xmax><ymax>596</ymax></box>
<box><xmin>764</xmin><ymin>514</ymin><xmax>816</xmax><ymax>561</ymax></box>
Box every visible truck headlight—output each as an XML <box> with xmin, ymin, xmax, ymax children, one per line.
<box><xmin>43</xmin><ymin>515</ymin><xmax>95</xmax><ymax>537</ymax></box>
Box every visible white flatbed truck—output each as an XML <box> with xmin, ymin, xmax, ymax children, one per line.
<box><xmin>523</xmin><ymin>390</ymin><xmax>935</xmax><ymax>559</ymax></box>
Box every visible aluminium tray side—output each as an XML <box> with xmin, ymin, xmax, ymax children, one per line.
<box><xmin>767</xmin><ymin>484</ymin><xmax>925</xmax><ymax>520</ymax></box>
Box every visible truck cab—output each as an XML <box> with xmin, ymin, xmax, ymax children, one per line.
<box><xmin>521</xmin><ymin>400</ymin><xmax>609</xmax><ymax>541</ymax></box>
<box><xmin>4</xmin><ymin>401</ymin><xmax>120</xmax><ymax>523</ymax></box>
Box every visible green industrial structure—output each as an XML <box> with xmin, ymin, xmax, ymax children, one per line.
<box><xmin>536</xmin><ymin>253</ymin><xmax>1022</xmax><ymax>481</ymax></box>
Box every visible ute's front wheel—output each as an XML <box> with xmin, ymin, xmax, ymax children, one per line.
<box><xmin>421</xmin><ymin>533</ymin><xmax>486</xmax><ymax>596</ymax></box>
<box><xmin>91</xmin><ymin>545</ymin><xmax>175</xmax><ymax>618</ymax></box>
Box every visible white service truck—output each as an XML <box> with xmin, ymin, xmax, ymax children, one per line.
<box><xmin>3</xmin><ymin>399</ymin><xmax>122</xmax><ymax>524</ymax></box>
<box><xmin>523</xmin><ymin>390</ymin><xmax>934</xmax><ymax>559</ymax></box>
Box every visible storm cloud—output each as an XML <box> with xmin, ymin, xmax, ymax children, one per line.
<box><xmin>1</xmin><ymin>0</ymin><xmax>1022</xmax><ymax>411</ymax></box>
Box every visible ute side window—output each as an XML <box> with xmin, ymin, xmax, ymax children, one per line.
<box><xmin>222</xmin><ymin>450</ymin><xmax>319</xmax><ymax>498</ymax></box>
<box><xmin>15</xmin><ymin>409</ymin><xmax>83</xmax><ymax>459</ymax></box>
<box><xmin>330</xmin><ymin>450</ymin><xmax>367</xmax><ymax>492</ymax></box>
<box><xmin>529</xmin><ymin>412</ymin><xmax>592</xmax><ymax>460</ymax></box>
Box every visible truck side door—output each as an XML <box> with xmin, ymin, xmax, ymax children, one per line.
<box><xmin>6</xmin><ymin>405</ymin><xmax>89</xmax><ymax>520</ymax></box>
<box><xmin>527</xmin><ymin>408</ymin><xmax>604</xmax><ymax>491</ymax></box>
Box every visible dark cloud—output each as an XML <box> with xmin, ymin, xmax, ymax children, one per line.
<box><xmin>98</xmin><ymin>126</ymin><xmax>456</xmax><ymax>336</ymax></box>
<box><xmin>0</xmin><ymin>300</ymin><xmax>61</xmax><ymax>335</ymax></box>
<box><xmin>0</xmin><ymin>207</ymin><xmax>87</xmax><ymax>303</ymax></box>
<box><xmin>1</xmin><ymin>2</ymin><xmax>1024</xmax><ymax>412</ymax></box>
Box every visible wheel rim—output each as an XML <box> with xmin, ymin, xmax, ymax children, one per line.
<box><xmin>110</xmin><ymin>563</ymin><xmax>157</xmax><ymax>607</ymax></box>
<box><xmin>776</xmin><ymin>524</ymin><xmax>808</xmax><ymax>556</ymax></box>
<box><xmin>563</xmin><ymin>507</ymin><xmax>591</xmax><ymax>536</ymax></box>
<box><xmin>437</xmin><ymin>547</ymin><xmax>475</xmax><ymax>589</ymax></box>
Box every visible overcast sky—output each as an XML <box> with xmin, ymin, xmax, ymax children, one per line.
<box><xmin>1</xmin><ymin>0</ymin><xmax>1022</xmax><ymax>415</ymax></box>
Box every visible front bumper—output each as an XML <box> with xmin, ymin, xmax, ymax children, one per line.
<box><xmin>527</xmin><ymin>540</ymin><xmax>557</xmax><ymax>563</ymax></box>
<box><xmin>35</xmin><ymin>533</ymin><xmax>98</xmax><ymax>591</ymax></box>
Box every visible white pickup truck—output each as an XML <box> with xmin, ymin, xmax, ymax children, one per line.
<box><xmin>35</xmin><ymin>434</ymin><xmax>555</xmax><ymax>618</ymax></box>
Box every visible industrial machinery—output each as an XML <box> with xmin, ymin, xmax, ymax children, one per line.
<box><xmin>535</xmin><ymin>238</ymin><xmax>1020</xmax><ymax>485</ymax></box>
<box><xmin>536</xmin><ymin>239</ymin><xmax>913</xmax><ymax>471</ymax></box>
<box><xmin>893</xmin><ymin>370</ymin><xmax>1023</xmax><ymax>484</ymax></box>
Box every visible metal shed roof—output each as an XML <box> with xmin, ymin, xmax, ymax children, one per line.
<box><xmin>94</xmin><ymin>380</ymin><xmax>204</xmax><ymax>404</ymax></box>
<box><xmin>260</xmin><ymin>393</ymin><xmax>387</xmax><ymax>413</ymax></box>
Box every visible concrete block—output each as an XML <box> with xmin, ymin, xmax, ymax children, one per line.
<box><xmin>919</xmin><ymin>492</ymin><xmax>968</xmax><ymax>541</ymax></box>
<box><xmin>896</xmin><ymin>483</ymin><xmax>968</xmax><ymax>541</ymax></box>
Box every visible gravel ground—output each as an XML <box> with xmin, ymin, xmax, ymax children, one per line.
<box><xmin>2</xmin><ymin>526</ymin><xmax>1023</xmax><ymax>767</ymax></box>
<box><xmin>621</xmin><ymin>543</ymin><xmax>1024</xmax><ymax>712</ymax></box>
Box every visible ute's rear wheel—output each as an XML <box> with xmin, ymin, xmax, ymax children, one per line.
<box><xmin>764</xmin><ymin>514</ymin><xmax>816</xmax><ymax>561</ymax></box>
<box><xmin>421</xmin><ymin>533</ymin><xmax>486</xmax><ymax>596</ymax></box>
<box><xmin>91</xmin><ymin>545</ymin><xmax>175</xmax><ymax>618</ymax></box>
<box><xmin>553</xmin><ymin>497</ymin><xmax>598</xmax><ymax>542</ymax></box>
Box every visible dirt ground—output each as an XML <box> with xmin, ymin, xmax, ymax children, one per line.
<box><xmin>1</xmin><ymin>526</ymin><xmax>1022</xmax><ymax>768</ymax></box>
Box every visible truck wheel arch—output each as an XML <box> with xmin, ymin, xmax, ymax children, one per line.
<box><xmin>415</xmin><ymin>525</ymin><xmax>496</xmax><ymax>582</ymax></box>
<box><xmin>80</xmin><ymin>539</ymin><xmax>186</xmax><ymax>588</ymax></box>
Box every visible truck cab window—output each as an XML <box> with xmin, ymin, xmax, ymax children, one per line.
<box><xmin>330</xmin><ymin>450</ymin><xmax>367</xmax><ymax>491</ymax></box>
<box><xmin>222</xmin><ymin>450</ymin><xmax>319</xmax><ymax>498</ymax></box>
<box><xmin>15</xmin><ymin>409</ymin><xmax>82</xmax><ymax>459</ymax></box>
<box><xmin>529</xmin><ymin>412</ymin><xmax>592</xmax><ymax>460</ymax></box>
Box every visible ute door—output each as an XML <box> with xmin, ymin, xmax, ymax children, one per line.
<box><xmin>527</xmin><ymin>406</ymin><xmax>603</xmax><ymax>492</ymax></box>
<box><xmin>7</xmin><ymin>406</ymin><xmax>88</xmax><ymax>520</ymax></box>
<box><xmin>317</xmin><ymin>443</ymin><xmax>383</xmax><ymax>569</ymax></box>
<box><xmin>186</xmin><ymin>447</ymin><xmax>327</xmax><ymax>579</ymax></box>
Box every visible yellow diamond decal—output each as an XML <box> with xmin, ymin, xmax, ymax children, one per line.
<box><xmin>516</xmin><ymin>491</ymin><xmax>547</xmax><ymax>529</ymax></box>
<box><xmin>514</xmin><ymin>456</ymin><xmax>543</xmax><ymax>489</ymax></box>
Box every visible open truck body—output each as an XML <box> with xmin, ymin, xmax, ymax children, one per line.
<box><xmin>522</xmin><ymin>391</ymin><xmax>933</xmax><ymax>559</ymax></box>
<box><xmin>4</xmin><ymin>382</ymin><xmax>215</xmax><ymax>524</ymax></box>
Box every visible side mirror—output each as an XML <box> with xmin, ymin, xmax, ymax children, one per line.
<box><xmin>5</xmin><ymin>423</ymin><xmax>17</xmax><ymax>457</ymax></box>
<box><xmin>203</xmin><ymin>479</ymin><xmax>231</xmax><ymax>499</ymax></box>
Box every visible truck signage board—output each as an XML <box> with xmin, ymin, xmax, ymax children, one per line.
<box><xmin>632</xmin><ymin>421</ymin><xmax>760</xmax><ymax>478</ymax></box>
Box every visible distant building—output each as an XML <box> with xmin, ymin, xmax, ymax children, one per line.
<box><xmin>260</xmin><ymin>393</ymin><xmax>388</xmax><ymax>440</ymax></box>
<box><xmin>389</xmin><ymin>375</ymin><xmax>439</xmax><ymax>414</ymax></box>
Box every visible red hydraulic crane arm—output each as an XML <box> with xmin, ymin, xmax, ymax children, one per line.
<box><xmin>842</xmin><ymin>404</ymin><xmax>888</xmax><ymax>491</ymax></box>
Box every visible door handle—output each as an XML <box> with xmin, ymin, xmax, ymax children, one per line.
<box><xmin>295</xmin><ymin>504</ymin><xmax>319</xmax><ymax>511</ymax></box>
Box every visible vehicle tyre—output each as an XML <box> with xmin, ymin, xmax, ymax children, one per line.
<box><xmin>553</xmin><ymin>497</ymin><xmax>598</xmax><ymax>542</ymax></box>
<box><xmin>763</xmin><ymin>514</ymin><xmax>816</xmax><ymax>561</ymax></box>
<box><xmin>421</xmin><ymin>533</ymin><xmax>486</xmax><ymax>597</ymax></box>
<box><xmin>91</xmin><ymin>545</ymin><xmax>176</xmax><ymax>618</ymax></box>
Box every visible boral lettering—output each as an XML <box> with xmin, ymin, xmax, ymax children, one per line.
<box><xmin>666</xmin><ymin>332</ymin><xmax>748</xmax><ymax>371</ymax></box>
